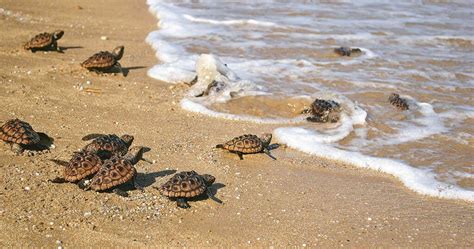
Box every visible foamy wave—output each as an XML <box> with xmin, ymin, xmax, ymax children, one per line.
<box><xmin>183</xmin><ymin>14</ymin><xmax>278</xmax><ymax>27</ymax></box>
<box><xmin>274</xmin><ymin>127</ymin><xmax>474</xmax><ymax>202</ymax></box>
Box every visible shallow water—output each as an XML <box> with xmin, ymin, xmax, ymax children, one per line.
<box><xmin>146</xmin><ymin>0</ymin><xmax>474</xmax><ymax>201</ymax></box>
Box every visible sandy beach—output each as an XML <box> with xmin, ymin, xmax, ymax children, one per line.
<box><xmin>0</xmin><ymin>0</ymin><xmax>473</xmax><ymax>247</ymax></box>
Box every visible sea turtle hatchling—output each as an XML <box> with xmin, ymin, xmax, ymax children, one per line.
<box><xmin>49</xmin><ymin>150</ymin><xmax>103</xmax><ymax>185</ymax></box>
<box><xmin>157</xmin><ymin>171</ymin><xmax>220</xmax><ymax>209</ymax></box>
<box><xmin>80</xmin><ymin>46</ymin><xmax>125</xmax><ymax>75</ymax></box>
<box><xmin>81</xmin><ymin>133</ymin><xmax>134</xmax><ymax>159</ymax></box>
<box><xmin>334</xmin><ymin>46</ymin><xmax>362</xmax><ymax>57</ymax></box>
<box><xmin>0</xmin><ymin>119</ymin><xmax>48</xmax><ymax>155</ymax></box>
<box><xmin>216</xmin><ymin>133</ymin><xmax>276</xmax><ymax>160</ymax></box>
<box><xmin>302</xmin><ymin>99</ymin><xmax>342</xmax><ymax>123</ymax></box>
<box><xmin>84</xmin><ymin>146</ymin><xmax>150</xmax><ymax>197</ymax></box>
<box><xmin>23</xmin><ymin>30</ymin><xmax>64</xmax><ymax>53</ymax></box>
<box><xmin>388</xmin><ymin>93</ymin><xmax>409</xmax><ymax>111</ymax></box>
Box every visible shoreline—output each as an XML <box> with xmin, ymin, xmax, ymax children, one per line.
<box><xmin>0</xmin><ymin>0</ymin><xmax>473</xmax><ymax>247</ymax></box>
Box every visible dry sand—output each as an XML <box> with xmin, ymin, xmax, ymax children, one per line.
<box><xmin>0</xmin><ymin>0</ymin><xmax>473</xmax><ymax>247</ymax></box>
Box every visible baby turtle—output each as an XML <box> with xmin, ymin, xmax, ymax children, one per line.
<box><xmin>85</xmin><ymin>146</ymin><xmax>150</xmax><ymax>197</ymax></box>
<box><xmin>303</xmin><ymin>99</ymin><xmax>342</xmax><ymax>123</ymax></box>
<box><xmin>334</xmin><ymin>46</ymin><xmax>362</xmax><ymax>57</ymax></box>
<box><xmin>158</xmin><ymin>171</ymin><xmax>218</xmax><ymax>209</ymax></box>
<box><xmin>0</xmin><ymin>119</ymin><xmax>46</xmax><ymax>155</ymax></box>
<box><xmin>216</xmin><ymin>133</ymin><xmax>276</xmax><ymax>160</ymax></box>
<box><xmin>82</xmin><ymin>133</ymin><xmax>134</xmax><ymax>159</ymax></box>
<box><xmin>195</xmin><ymin>80</ymin><xmax>226</xmax><ymax>97</ymax></box>
<box><xmin>80</xmin><ymin>46</ymin><xmax>125</xmax><ymax>75</ymax></box>
<box><xmin>50</xmin><ymin>150</ymin><xmax>103</xmax><ymax>184</ymax></box>
<box><xmin>24</xmin><ymin>30</ymin><xmax>64</xmax><ymax>53</ymax></box>
<box><xmin>388</xmin><ymin>93</ymin><xmax>409</xmax><ymax>111</ymax></box>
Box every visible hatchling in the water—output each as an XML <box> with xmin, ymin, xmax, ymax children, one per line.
<box><xmin>84</xmin><ymin>146</ymin><xmax>150</xmax><ymax>197</ymax></box>
<box><xmin>81</xmin><ymin>133</ymin><xmax>134</xmax><ymax>159</ymax></box>
<box><xmin>0</xmin><ymin>119</ymin><xmax>47</xmax><ymax>155</ymax></box>
<box><xmin>49</xmin><ymin>150</ymin><xmax>103</xmax><ymax>185</ymax></box>
<box><xmin>334</xmin><ymin>46</ymin><xmax>362</xmax><ymax>57</ymax></box>
<box><xmin>80</xmin><ymin>46</ymin><xmax>125</xmax><ymax>75</ymax></box>
<box><xmin>303</xmin><ymin>99</ymin><xmax>342</xmax><ymax>123</ymax></box>
<box><xmin>388</xmin><ymin>93</ymin><xmax>409</xmax><ymax>111</ymax></box>
<box><xmin>24</xmin><ymin>30</ymin><xmax>64</xmax><ymax>53</ymax></box>
<box><xmin>216</xmin><ymin>133</ymin><xmax>276</xmax><ymax>160</ymax></box>
<box><xmin>157</xmin><ymin>170</ymin><xmax>219</xmax><ymax>209</ymax></box>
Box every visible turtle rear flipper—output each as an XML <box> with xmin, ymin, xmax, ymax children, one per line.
<box><xmin>112</xmin><ymin>188</ymin><xmax>129</xmax><ymax>197</ymax></box>
<box><xmin>263</xmin><ymin>149</ymin><xmax>276</xmax><ymax>160</ymax></box>
<box><xmin>82</xmin><ymin>133</ymin><xmax>104</xmax><ymax>141</ymax></box>
<box><xmin>177</xmin><ymin>198</ymin><xmax>190</xmax><ymax>209</ymax></box>
<box><xmin>50</xmin><ymin>159</ymin><xmax>69</xmax><ymax>167</ymax></box>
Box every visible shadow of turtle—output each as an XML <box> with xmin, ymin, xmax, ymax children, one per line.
<box><xmin>137</xmin><ymin>169</ymin><xmax>177</xmax><ymax>188</ymax></box>
<box><xmin>187</xmin><ymin>182</ymin><xmax>226</xmax><ymax>204</ymax></box>
<box><xmin>22</xmin><ymin>132</ymin><xmax>54</xmax><ymax>153</ymax></box>
<box><xmin>59</xmin><ymin>46</ymin><xmax>83</xmax><ymax>51</ymax></box>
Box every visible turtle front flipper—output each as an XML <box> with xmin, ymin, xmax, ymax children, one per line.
<box><xmin>207</xmin><ymin>188</ymin><xmax>223</xmax><ymax>204</ymax></box>
<box><xmin>11</xmin><ymin>143</ymin><xmax>24</xmax><ymax>155</ymax></box>
<box><xmin>50</xmin><ymin>159</ymin><xmax>69</xmax><ymax>167</ymax></box>
<box><xmin>112</xmin><ymin>188</ymin><xmax>129</xmax><ymax>197</ymax></box>
<box><xmin>82</xmin><ymin>133</ymin><xmax>104</xmax><ymax>141</ymax></box>
<box><xmin>177</xmin><ymin>198</ymin><xmax>190</xmax><ymax>209</ymax></box>
<box><xmin>236</xmin><ymin>152</ymin><xmax>244</xmax><ymax>160</ymax></box>
<box><xmin>114</xmin><ymin>62</ymin><xmax>125</xmax><ymax>76</ymax></box>
<box><xmin>49</xmin><ymin>177</ymin><xmax>66</xmax><ymax>184</ymax></box>
<box><xmin>263</xmin><ymin>148</ymin><xmax>276</xmax><ymax>160</ymax></box>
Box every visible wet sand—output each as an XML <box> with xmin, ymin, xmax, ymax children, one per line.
<box><xmin>0</xmin><ymin>0</ymin><xmax>473</xmax><ymax>247</ymax></box>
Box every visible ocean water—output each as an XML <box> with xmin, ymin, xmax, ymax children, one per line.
<box><xmin>145</xmin><ymin>0</ymin><xmax>474</xmax><ymax>201</ymax></box>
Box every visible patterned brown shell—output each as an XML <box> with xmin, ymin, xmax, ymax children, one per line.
<box><xmin>24</xmin><ymin>32</ymin><xmax>54</xmax><ymax>49</ymax></box>
<box><xmin>81</xmin><ymin>51</ymin><xmax>116</xmax><ymax>69</ymax></box>
<box><xmin>221</xmin><ymin>134</ymin><xmax>264</xmax><ymax>154</ymax></box>
<box><xmin>388</xmin><ymin>93</ymin><xmax>409</xmax><ymax>111</ymax></box>
<box><xmin>0</xmin><ymin>119</ymin><xmax>40</xmax><ymax>145</ymax></box>
<box><xmin>308</xmin><ymin>99</ymin><xmax>341</xmax><ymax>123</ymax></box>
<box><xmin>63</xmin><ymin>151</ymin><xmax>102</xmax><ymax>182</ymax></box>
<box><xmin>83</xmin><ymin>134</ymin><xmax>129</xmax><ymax>157</ymax></box>
<box><xmin>159</xmin><ymin>171</ymin><xmax>207</xmax><ymax>198</ymax></box>
<box><xmin>88</xmin><ymin>157</ymin><xmax>136</xmax><ymax>191</ymax></box>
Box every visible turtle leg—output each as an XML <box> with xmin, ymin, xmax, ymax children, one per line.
<box><xmin>133</xmin><ymin>174</ymin><xmax>144</xmax><ymax>192</ymax></box>
<box><xmin>115</xmin><ymin>62</ymin><xmax>125</xmax><ymax>76</ymax></box>
<box><xmin>11</xmin><ymin>143</ymin><xmax>23</xmax><ymax>155</ymax></box>
<box><xmin>263</xmin><ymin>148</ymin><xmax>276</xmax><ymax>160</ymax></box>
<box><xmin>52</xmin><ymin>41</ymin><xmax>63</xmax><ymax>53</ymax></box>
<box><xmin>207</xmin><ymin>188</ymin><xmax>223</xmax><ymax>204</ymax></box>
<box><xmin>237</xmin><ymin>152</ymin><xmax>244</xmax><ymax>160</ymax></box>
<box><xmin>49</xmin><ymin>177</ymin><xmax>66</xmax><ymax>183</ymax></box>
<box><xmin>176</xmin><ymin>198</ymin><xmax>190</xmax><ymax>209</ymax></box>
<box><xmin>78</xmin><ymin>179</ymin><xmax>90</xmax><ymax>190</ymax></box>
<box><xmin>113</xmin><ymin>188</ymin><xmax>129</xmax><ymax>197</ymax></box>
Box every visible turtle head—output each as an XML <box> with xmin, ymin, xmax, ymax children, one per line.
<box><xmin>124</xmin><ymin>146</ymin><xmax>151</xmax><ymax>165</ymax></box>
<box><xmin>120</xmin><ymin>134</ymin><xmax>134</xmax><ymax>148</ymax></box>
<box><xmin>202</xmin><ymin>174</ymin><xmax>216</xmax><ymax>186</ymax></box>
<box><xmin>388</xmin><ymin>93</ymin><xmax>400</xmax><ymax>102</ymax></box>
<box><xmin>53</xmin><ymin>30</ymin><xmax>64</xmax><ymax>40</ymax></box>
<box><xmin>260</xmin><ymin>133</ymin><xmax>272</xmax><ymax>147</ymax></box>
<box><xmin>112</xmin><ymin>46</ymin><xmax>125</xmax><ymax>60</ymax></box>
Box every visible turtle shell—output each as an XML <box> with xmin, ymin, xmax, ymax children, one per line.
<box><xmin>63</xmin><ymin>151</ymin><xmax>102</xmax><ymax>182</ymax></box>
<box><xmin>81</xmin><ymin>51</ymin><xmax>116</xmax><ymax>69</ymax></box>
<box><xmin>88</xmin><ymin>157</ymin><xmax>136</xmax><ymax>191</ymax></box>
<box><xmin>83</xmin><ymin>134</ymin><xmax>129</xmax><ymax>158</ymax></box>
<box><xmin>221</xmin><ymin>134</ymin><xmax>264</xmax><ymax>154</ymax></box>
<box><xmin>24</xmin><ymin>32</ymin><xmax>54</xmax><ymax>49</ymax></box>
<box><xmin>388</xmin><ymin>93</ymin><xmax>409</xmax><ymax>111</ymax></box>
<box><xmin>159</xmin><ymin>171</ymin><xmax>207</xmax><ymax>198</ymax></box>
<box><xmin>0</xmin><ymin>119</ymin><xmax>40</xmax><ymax>145</ymax></box>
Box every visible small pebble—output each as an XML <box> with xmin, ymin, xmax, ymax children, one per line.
<box><xmin>24</xmin><ymin>186</ymin><xmax>31</xmax><ymax>191</ymax></box>
<box><xmin>100</xmin><ymin>36</ymin><xmax>108</xmax><ymax>40</ymax></box>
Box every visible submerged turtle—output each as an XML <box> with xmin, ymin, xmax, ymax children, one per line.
<box><xmin>81</xmin><ymin>133</ymin><xmax>134</xmax><ymax>159</ymax></box>
<box><xmin>84</xmin><ymin>146</ymin><xmax>150</xmax><ymax>197</ymax></box>
<box><xmin>50</xmin><ymin>150</ymin><xmax>103</xmax><ymax>184</ymax></box>
<box><xmin>334</xmin><ymin>46</ymin><xmax>362</xmax><ymax>57</ymax></box>
<box><xmin>388</xmin><ymin>93</ymin><xmax>409</xmax><ymax>111</ymax></box>
<box><xmin>195</xmin><ymin>80</ymin><xmax>227</xmax><ymax>97</ymax></box>
<box><xmin>216</xmin><ymin>133</ymin><xmax>276</xmax><ymax>160</ymax></box>
<box><xmin>24</xmin><ymin>30</ymin><xmax>64</xmax><ymax>53</ymax></box>
<box><xmin>0</xmin><ymin>119</ymin><xmax>48</xmax><ymax>155</ymax></box>
<box><xmin>80</xmin><ymin>46</ymin><xmax>125</xmax><ymax>75</ymax></box>
<box><xmin>158</xmin><ymin>171</ymin><xmax>219</xmax><ymax>209</ymax></box>
<box><xmin>303</xmin><ymin>99</ymin><xmax>342</xmax><ymax>123</ymax></box>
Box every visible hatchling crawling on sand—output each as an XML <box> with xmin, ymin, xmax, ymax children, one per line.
<box><xmin>216</xmin><ymin>133</ymin><xmax>276</xmax><ymax>160</ymax></box>
<box><xmin>157</xmin><ymin>171</ymin><xmax>220</xmax><ymax>209</ymax></box>
<box><xmin>83</xmin><ymin>146</ymin><xmax>151</xmax><ymax>197</ymax></box>
<box><xmin>50</xmin><ymin>150</ymin><xmax>103</xmax><ymax>185</ymax></box>
<box><xmin>388</xmin><ymin>93</ymin><xmax>409</xmax><ymax>111</ymax></box>
<box><xmin>81</xmin><ymin>133</ymin><xmax>134</xmax><ymax>159</ymax></box>
<box><xmin>334</xmin><ymin>46</ymin><xmax>362</xmax><ymax>57</ymax></box>
<box><xmin>80</xmin><ymin>46</ymin><xmax>125</xmax><ymax>75</ymax></box>
<box><xmin>302</xmin><ymin>99</ymin><xmax>342</xmax><ymax>123</ymax></box>
<box><xmin>0</xmin><ymin>119</ymin><xmax>49</xmax><ymax>155</ymax></box>
<box><xmin>24</xmin><ymin>30</ymin><xmax>64</xmax><ymax>53</ymax></box>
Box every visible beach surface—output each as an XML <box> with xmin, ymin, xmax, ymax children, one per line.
<box><xmin>0</xmin><ymin>0</ymin><xmax>473</xmax><ymax>247</ymax></box>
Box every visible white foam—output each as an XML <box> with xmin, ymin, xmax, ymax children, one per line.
<box><xmin>274</xmin><ymin>127</ymin><xmax>474</xmax><ymax>202</ymax></box>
